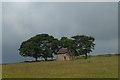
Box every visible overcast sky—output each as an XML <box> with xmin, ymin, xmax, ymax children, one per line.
<box><xmin>0</xmin><ymin>2</ymin><xmax>2</xmax><ymax>64</ymax></box>
<box><xmin>2</xmin><ymin>2</ymin><xmax>118</xmax><ymax>63</ymax></box>
<box><xmin>1</xmin><ymin>0</ymin><xmax>119</xmax><ymax>2</ymax></box>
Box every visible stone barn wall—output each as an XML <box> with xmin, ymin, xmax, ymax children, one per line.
<box><xmin>57</xmin><ymin>53</ymin><xmax>70</xmax><ymax>61</ymax></box>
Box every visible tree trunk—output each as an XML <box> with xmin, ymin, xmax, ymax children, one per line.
<box><xmin>45</xmin><ymin>57</ymin><xmax>47</xmax><ymax>61</ymax></box>
<box><xmin>35</xmin><ymin>57</ymin><xmax>38</xmax><ymax>62</ymax></box>
<box><xmin>85</xmin><ymin>53</ymin><xmax>87</xmax><ymax>59</ymax></box>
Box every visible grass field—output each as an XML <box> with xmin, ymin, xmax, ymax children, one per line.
<box><xmin>2</xmin><ymin>54</ymin><xmax>119</xmax><ymax>78</ymax></box>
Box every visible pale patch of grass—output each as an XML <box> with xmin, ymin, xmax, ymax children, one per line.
<box><xmin>2</xmin><ymin>55</ymin><xmax>118</xmax><ymax>78</ymax></box>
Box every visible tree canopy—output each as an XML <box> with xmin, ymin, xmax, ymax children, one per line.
<box><xmin>71</xmin><ymin>35</ymin><xmax>95</xmax><ymax>59</ymax></box>
<box><xmin>19</xmin><ymin>34</ymin><xmax>58</xmax><ymax>61</ymax></box>
<box><xmin>19</xmin><ymin>34</ymin><xmax>95</xmax><ymax>61</ymax></box>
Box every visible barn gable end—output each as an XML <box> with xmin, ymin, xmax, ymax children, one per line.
<box><xmin>57</xmin><ymin>48</ymin><xmax>70</xmax><ymax>61</ymax></box>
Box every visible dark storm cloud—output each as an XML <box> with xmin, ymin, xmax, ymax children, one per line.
<box><xmin>2</xmin><ymin>2</ymin><xmax>118</xmax><ymax>63</ymax></box>
<box><xmin>0</xmin><ymin>2</ymin><xmax>2</xmax><ymax>63</ymax></box>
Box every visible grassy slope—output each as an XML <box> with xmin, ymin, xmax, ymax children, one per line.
<box><xmin>2</xmin><ymin>55</ymin><xmax>118</xmax><ymax>78</ymax></box>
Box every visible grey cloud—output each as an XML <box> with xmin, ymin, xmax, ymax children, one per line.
<box><xmin>0</xmin><ymin>2</ymin><xmax>2</xmax><ymax>63</ymax></box>
<box><xmin>2</xmin><ymin>2</ymin><xmax>118</xmax><ymax>63</ymax></box>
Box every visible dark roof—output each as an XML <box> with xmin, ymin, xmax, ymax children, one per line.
<box><xmin>57</xmin><ymin>48</ymin><xmax>68</xmax><ymax>54</ymax></box>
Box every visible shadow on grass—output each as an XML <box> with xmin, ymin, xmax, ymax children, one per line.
<box><xmin>24</xmin><ymin>59</ymin><xmax>56</xmax><ymax>63</ymax></box>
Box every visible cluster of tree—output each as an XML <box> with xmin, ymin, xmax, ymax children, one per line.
<box><xmin>19</xmin><ymin>34</ymin><xmax>95</xmax><ymax>61</ymax></box>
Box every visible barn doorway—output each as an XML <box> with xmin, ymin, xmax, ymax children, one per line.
<box><xmin>64</xmin><ymin>56</ymin><xmax>66</xmax><ymax>60</ymax></box>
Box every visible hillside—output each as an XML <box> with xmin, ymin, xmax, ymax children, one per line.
<box><xmin>2</xmin><ymin>54</ymin><xmax>119</xmax><ymax>78</ymax></box>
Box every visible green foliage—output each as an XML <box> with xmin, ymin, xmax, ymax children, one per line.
<box><xmin>19</xmin><ymin>34</ymin><xmax>58</xmax><ymax>61</ymax></box>
<box><xmin>59</xmin><ymin>37</ymin><xmax>76</xmax><ymax>56</ymax></box>
<box><xmin>19</xmin><ymin>34</ymin><xmax>95</xmax><ymax>61</ymax></box>
<box><xmin>71</xmin><ymin>35</ymin><xmax>95</xmax><ymax>59</ymax></box>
